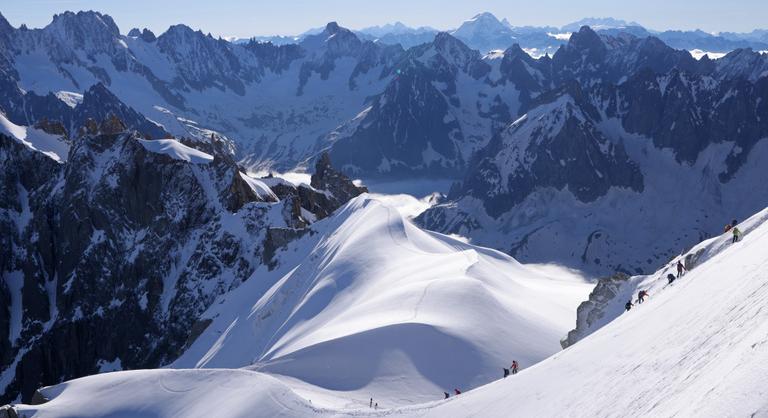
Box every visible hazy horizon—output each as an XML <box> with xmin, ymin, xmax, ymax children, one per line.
<box><xmin>2</xmin><ymin>0</ymin><xmax>767</xmax><ymax>39</ymax></box>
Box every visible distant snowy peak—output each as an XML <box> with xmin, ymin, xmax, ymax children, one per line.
<box><xmin>359</xmin><ymin>22</ymin><xmax>435</xmax><ymax>37</ymax></box>
<box><xmin>300</xmin><ymin>22</ymin><xmax>362</xmax><ymax>56</ymax></box>
<box><xmin>454</xmin><ymin>12</ymin><xmax>514</xmax><ymax>38</ymax></box>
<box><xmin>450</xmin><ymin>12</ymin><xmax>518</xmax><ymax>53</ymax></box>
<box><xmin>561</xmin><ymin>17</ymin><xmax>642</xmax><ymax>32</ymax></box>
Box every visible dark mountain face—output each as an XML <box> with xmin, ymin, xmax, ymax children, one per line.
<box><xmin>418</xmin><ymin>29</ymin><xmax>768</xmax><ymax>276</ymax></box>
<box><xmin>449</xmin><ymin>82</ymin><xmax>644</xmax><ymax>219</ymax></box>
<box><xmin>0</xmin><ymin>71</ymin><xmax>168</xmax><ymax>140</ymax></box>
<box><xmin>329</xmin><ymin>65</ymin><xmax>465</xmax><ymax>177</ymax></box>
<box><xmin>0</xmin><ymin>122</ymin><xmax>365</xmax><ymax>403</ymax></box>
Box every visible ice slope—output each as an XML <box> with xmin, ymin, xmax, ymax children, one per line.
<box><xmin>409</xmin><ymin>206</ymin><xmax>768</xmax><ymax>417</ymax></box>
<box><xmin>0</xmin><ymin>112</ymin><xmax>70</xmax><ymax>162</ymax></box>
<box><xmin>172</xmin><ymin>196</ymin><xmax>592</xmax><ymax>406</ymax></box>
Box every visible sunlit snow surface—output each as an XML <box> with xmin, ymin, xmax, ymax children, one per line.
<box><xmin>689</xmin><ymin>49</ymin><xmax>727</xmax><ymax>60</ymax></box>
<box><xmin>0</xmin><ymin>112</ymin><xmax>70</xmax><ymax>162</ymax></box>
<box><xmin>137</xmin><ymin>138</ymin><xmax>214</xmax><ymax>164</ymax></box>
<box><xmin>16</xmin><ymin>204</ymin><xmax>768</xmax><ymax>417</ymax></box>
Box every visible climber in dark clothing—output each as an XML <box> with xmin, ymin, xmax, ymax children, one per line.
<box><xmin>503</xmin><ymin>368</ymin><xmax>510</xmax><ymax>378</ymax></box>
<box><xmin>638</xmin><ymin>290</ymin><xmax>649</xmax><ymax>303</ymax></box>
<box><xmin>625</xmin><ymin>300</ymin><xmax>634</xmax><ymax>311</ymax></box>
<box><xmin>677</xmin><ymin>260</ymin><xmax>686</xmax><ymax>278</ymax></box>
<box><xmin>444</xmin><ymin>392</ymin><xmax>450</xmax><ymax>399</ymax></box>
<box><xmin>667</xmin><ymin>273</ymin><xmax>676</xmax><ymax>284</ymax></box>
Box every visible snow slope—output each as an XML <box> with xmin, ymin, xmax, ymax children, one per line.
<box><xmin>137</xmin><ymin>138</ymin><xmax>214</xmax><ymax>164</ymax></box>
<box><xmin>171</xmin><ymin>196</ymin><xmax>591</xmax><ymax>406</ymax></box>
<box><xmin>17</xmin><ymin>369</ymin><xmax>320</xmax><ymax>418</ymax></box>
<box><xmin>0</xmin><ymin>112</ymin><xmax>70</xmax><ymax>162</ymax></box>
<box><xmin>14</xmin><ymin>204</ymin><xmax>768</xmax><ymax>417</ymax></box>
<box><xmin>411</xmin><ymin>206</ymin><xmax>768</xmax><ymax>417</ymax></box>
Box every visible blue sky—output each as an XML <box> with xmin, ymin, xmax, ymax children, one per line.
<box><xmin>2</xmin><ymin>0</ymin><xmax>765</xmax><ymax>37</ymax></box>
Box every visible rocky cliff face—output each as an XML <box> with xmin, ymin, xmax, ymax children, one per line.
<box><xmin>0</xmin><ymin>125</ymin><xmax>363</xmax><ymax>403</ymax></box>
<box><xmin>418</xmin><ymin>31</ymin><xmax>768</xmax><ymax>275</ymax></box>
<box><xmin>561</xmin><ymin>273</ymin><xmax>630</xmax><ymax>348</ymax></box>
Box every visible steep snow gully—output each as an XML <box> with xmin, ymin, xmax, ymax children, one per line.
<box><xmin>12</xmin><ymin>199</ymin><xmax>768</xmax><ymax>417</ymax></box>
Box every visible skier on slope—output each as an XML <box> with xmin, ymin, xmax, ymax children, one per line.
<box><xmin>511</xmin><ymin>360</ymin><xmax>519</xmax><ymax>375</ymax></box>
<box><xmin>444</xmin><ymin>392</ymin><xmax>450</xmax><ymax>399</ymax></box>
<box><xmin>732</xmin><ymin>226</ymin><xmax>742</xmax><ymax>243</ymax></box>
<box><xmin>677</xmin><ymin>260</ymin><xmax>686</xmax><ymax>278</ymax></box>
<box><xmin>503</xmin><ymin>367</ymin><xmax>510</xmax><ymax>378</ymax></box>
<box><xmin>625</xmin><ymin>299</ymin><xmax>634</xmax><ymax>311</ymax></box>
<box><xmin>454</xmin><ymin>388</ymin><xmax>462</xmax><ymax>395</ymax></box>
<box><xmin>638</xmin><ymin>290</ymin><xmax>649</xmax><ymax>303</ymax></box>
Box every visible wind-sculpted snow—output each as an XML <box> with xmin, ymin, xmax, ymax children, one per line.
<box><xmin>0</xmin><ymin>128</ymin><xmax>364</xmax><ymax>403</ymax></box>
<box><xmin>14</xmin><ymin>205</ymin><xmax>768</xmax><ymax>417</ymax></box>
<box><xmin>138</xmin><ymin>138</ymin><xmax>214</xmax><ymax>164</ymax></box>
<box><xmin>0</xmin><ymin>112</ymin><xmax>69</xmax><ymax>162</ymax></box>
<box><xmin>173</xmin><ymin>196</ymin><xmax>592</xmax><ymax>405</ymax></box>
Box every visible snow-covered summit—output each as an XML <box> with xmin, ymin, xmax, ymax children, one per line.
<box><xmin>14</xmin><ymin>201</ymin><xmax>768</xmax><ymax>417</ymax></box>
<box><xmin>172</xmin><ymin>195</ymin><xmax>592</xmax><ymax>404</ymax></box>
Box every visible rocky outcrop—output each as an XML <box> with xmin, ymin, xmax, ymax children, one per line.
<box><xmin>561</xmin><ymin>273</ymin><xmax>631</xmax><ymax>348</ymax></box>
<box><xmin>310</xmin><ymin>153</ymin><xmax>368</xmax><ymax>209</ymax></box>
<box><xmin>0</xmin><ymin>405</ymin><xmax>18</xmax><ymax>418</ymax></box>
<box><xmin>0</xmin><ymin>123</ymin><xmax>363</xmax><ymax>403</ymax></box>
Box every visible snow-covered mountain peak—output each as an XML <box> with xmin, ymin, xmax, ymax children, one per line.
<box><xmin>46</xmin><ymin>10</ymin><xmax>120</xmax><ymax>50</ymax></box>
<box><xmin>565</xmin><ymin>25</ymin><xmax>605</xmax><ymax>52</ymax></box>
<box><xmin>461</xmin><ymin>12</ymin><xmax>509</xmax><ymax>32</ymax></box>
<box><xmin>299</xmin><ymin>21</ymin><xmax>362</xmax><ymax>57</ymax></box>
<box><xmin>424</xmin><ymin>32</ymin><xmax>486</xmax><ymax>73</ymax></box>
<box><xmin>128</xmin><ymin>27</ymin><xmax>157</xmax><ymax>42</ymax></box>
<box><xmin>561</xmin><ymin>17</ymin><xmax>641</xmax><ymax>32</ymax></box>
<box><xmin>446</xmin><ymin>12</ymin><xmax>521</xmax><ymax>53</ymax></box>
<box><xmin>715</xmin><ymin>47</ymin><xmax>768</xmax><ymax>80</ymax></box>
<box><xmin>359</xmin><ymin>21</ymin><xmax>429</xmax><ymax>37</ymax></box>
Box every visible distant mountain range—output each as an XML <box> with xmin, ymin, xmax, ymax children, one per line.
<box><xmin>235</xmin><ymin>13</ymin><xmax>768</xmax><ymax>56</ymax></box>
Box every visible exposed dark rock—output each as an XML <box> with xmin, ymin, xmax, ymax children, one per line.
<box><xmin>33</xmin><ymin>118</ymin><xmax>68</xmax><ymax>138</ymax></box>
<box><xmin>310</xmin><ymin>153</ymin><xmax>368</xmax><ymax>208</ymax></box>
<box><xmin>0</xmin><ymin>405</ymin><xmax>18</xmax><ymax>418</ymax></box>
<box><xmin>0</xmin><ymin>129</ymin><xmax>365</xmax><ymax>403</ymax></box>
<box><xmin>182</xmin><ymin>318</ymin><xmax>213</xmax><ymax>351</ymax></box>
<box><xmin>561</xmin><ymin>273</ymin><xmax>630</xmax><ymax>348</ymax></box>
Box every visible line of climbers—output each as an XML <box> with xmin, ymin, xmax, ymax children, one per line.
<box><xmin>442</xmin><ymin>360</ymin><xmax>520</xmax><ymax>400</ymax></box>
<box><xmin>626</xmin><ymin>218</ymin><xmax>744</xmax><ymax>312</ymax></box>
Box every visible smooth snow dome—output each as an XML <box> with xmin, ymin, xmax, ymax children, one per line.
<box><xmin>19</xmin><ymin>369</ymin><xmax>318</xmax><ymax>418</ymax></box>
<box><xmin>0</xmin><ymin>112</ymin><xmax>70</xmax><ymax>162</ymax></box>
<box><xmin>18</xmin><ymin>204</ymin><xmax>768</xmax><ymax>417</ymax></box>
<box><xmin>173</xmin><ymin>196</ymin><xmax>592</xmax><ymax>406</ymax></box>
<box><xmin>138</xmin><ymin>138</ymin><xmax>214</xmax><ymax>164</ymax></box>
